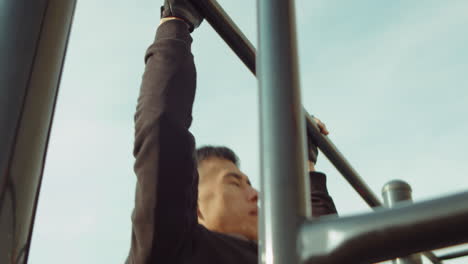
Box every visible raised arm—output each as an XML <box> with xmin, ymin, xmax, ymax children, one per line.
<box><xmin>307</xmin><ymin>119</ymin><xmax>338</xmax><ymax>217</ymax></box>
<box><xmin>128</xmin><ymin>19</ymin><xmax>199</xmax><ymax>263</ymax></box>
<box><xmin>309</xmin><ymin>169</ymin><xmax>338</xmax><ymax>217</ymax></box>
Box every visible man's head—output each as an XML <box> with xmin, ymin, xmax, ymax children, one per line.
<box><xmin>196</xmin><ymin>146</ymin><xmax>258</xmax><ymax>241</ymax></box>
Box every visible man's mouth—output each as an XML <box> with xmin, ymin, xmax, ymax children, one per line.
<box><xmin>249</xmin><ymin>209</ymin><xmax>258</xmax><ymax>216</ymax></box>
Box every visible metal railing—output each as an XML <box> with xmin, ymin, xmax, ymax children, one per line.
<box><xmin>190</xmin><ymin>0</ymin><xmax>468</xmax><ymax>263</ymax></box>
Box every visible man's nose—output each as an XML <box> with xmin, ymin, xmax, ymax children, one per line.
<box><xmin>248</xmin><ymin>187</ymin><xmax>259</xmax><ymax>203</ymax></box>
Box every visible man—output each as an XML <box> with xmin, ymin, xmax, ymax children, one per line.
<box><xmin>126</xmin><ymin>1</ymin><xmax>337</xmax><ymax>263</ymax></box>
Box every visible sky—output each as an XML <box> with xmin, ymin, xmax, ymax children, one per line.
<box><xmin>29</xmin><ymin>0</ymin><xmax>468</xmax><ymax>263</ymax></box>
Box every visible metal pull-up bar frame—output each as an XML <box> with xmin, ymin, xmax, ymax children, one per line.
<box><xmin>190</xmin><ymin>0</ymin><xmax>468</xmax><ymax>263</ymax></box>
<box><xmin>192</xmin><ymin>0</ymin><xmax>382</xmax><ymax>208</ymax></box>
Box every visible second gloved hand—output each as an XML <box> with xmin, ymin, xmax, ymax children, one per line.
<box><xmin>161</xmin><ymin>0</ymin><xmax>204</xmax><ymax>32</ymax></box>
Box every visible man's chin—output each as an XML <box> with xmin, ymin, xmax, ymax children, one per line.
<box><xmin>246</xmin><ymin>226</ymin><xmax>258</xmax><ymax>241</ymax></box>
<box><xmin>249</xmin><ymin>232</ymin><xmax>258</xmax><ymax>242</ymax></box>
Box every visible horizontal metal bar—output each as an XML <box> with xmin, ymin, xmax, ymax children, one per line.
<box><xmin>305</xmin><ymin>114</ymin><xmax>382</xmax><ymax>207</ymax></box>
<box><xmin>190</xmin><ymin>0</ymin><xmax>383</xmax><ymax>208</ymax></box>
<box><xmin>437</xmin><ymin>248</ymin><xmax>468</xmax><ymax>260</ymax></box>
<box><xmin>191</xmin><ymin>0</ymin><xmax>256</xmax><ymax>75</ymax></box>
<box><xmin>299</xmin><ymin>190</ymin><xmax>468</xmax><ymax>264</ymax></box>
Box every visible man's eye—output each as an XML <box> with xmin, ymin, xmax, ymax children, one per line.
<box><xmin>230</xmin><ymin>182</ymin><xmax>241</xmax><ymax>187</ymax></box>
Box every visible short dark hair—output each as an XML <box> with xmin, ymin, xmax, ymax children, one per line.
<box><xmin>196</xmin><ymin>145</ymin><xmax>239</xmax><ymax>167</ymax></box>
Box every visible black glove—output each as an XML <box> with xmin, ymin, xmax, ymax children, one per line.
<box><xmin>307</xmin><ymin>137</ymin><xmax>318</xmax><ymax>164</ymax></box>
<box><xmin>161</xmin><ymin>0</ymin><xmax>204</xmax><ymax>32</ymax></box>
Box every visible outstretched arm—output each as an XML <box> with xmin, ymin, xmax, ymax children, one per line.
<box><xmin>128</xmin><ymin>19</ymin><xmax>198</xmax><ymax>263</ymax></box>
<box><xmin>307</xmin><ymin>118</ymin><xmax>338</xmax><ymax>217</ymax></box>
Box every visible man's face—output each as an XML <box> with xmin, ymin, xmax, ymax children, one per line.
<box><xmin>197</xmin><ymin>157</ymin><xmax>259</xmax><ymax>241</ymax></box>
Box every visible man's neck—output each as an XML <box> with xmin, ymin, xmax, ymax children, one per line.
<box><xmin>224</xmin><ymin>232</ymin><xmax>258</xmax><ymax>244</ymax></box>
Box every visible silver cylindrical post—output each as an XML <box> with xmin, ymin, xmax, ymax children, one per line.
<box><xmin>257</xmin><ymin>0</ymin><xmax>307</xmax><ymax>263</ymax></box>
<box><xmin>382</xmin><ymin>180</ymin><xmax>423</xmax><ymax>264</ymax></box>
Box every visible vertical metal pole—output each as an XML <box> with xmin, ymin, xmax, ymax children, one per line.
<box><xmin>257</xmin><ymin>0</ymin><xmax>308</xmax><ymax>263</ymax></box>
<box><xmin>0</xmin><ymin>0</ymin><xmax>76</xmax><ymax>263</ymax></box>
<box><xmin>382</xmin><ymin>180</ymin><xmax>424</xmax><ymax>264</ymax></box>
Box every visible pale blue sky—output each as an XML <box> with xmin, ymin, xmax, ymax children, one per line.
<box><xmin>30</xmin><ymin>0</ymin><xmax>468</xmax><ymax>263</ymax></box>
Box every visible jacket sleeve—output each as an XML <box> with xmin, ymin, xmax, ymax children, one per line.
<box><xmin>127</xmin><ymin>20</ymin><xmax>199</xmax><ymax>264</ymax></box>
<box><xmin>309</xmin><ymin>172</ymin><xmax>338</xmax><ymax>217</ymax></box>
